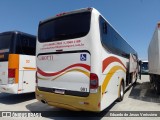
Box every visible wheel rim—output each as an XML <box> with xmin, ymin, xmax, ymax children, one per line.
<box><xmin>120</xmin><ymin>85</ymin><xmax>124</xmax><ymax>97</ymax></box>
<box><xmin>155</xmin><ymin>84</ymin><xmax>158</xmax><ymax>92</ymax></box>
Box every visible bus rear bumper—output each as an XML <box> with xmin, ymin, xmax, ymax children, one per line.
<box><xmin>0</xmin><ymin>84</ymin><xmax>18</xmax><ymax>94</ymax></box>
<box><xmin>36</xmin><ymin>87</ymin><xmax>101</xmax><ymax>112</ymax></box>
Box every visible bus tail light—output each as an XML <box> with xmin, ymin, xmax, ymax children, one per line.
<box><xmin>90</xmin><ymin>73</ymin><xmax>99</xmax><ymax>93</ymax></box>
<box><xmin>8</xmin><ymin>69</ymin><xmax>15</xmax><ymax>84</ymax></box>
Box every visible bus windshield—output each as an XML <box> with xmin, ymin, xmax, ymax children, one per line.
<box><xmin>38</xmin><ymin>12</ymin><xmax>91</xmax><ymax>42</ymax></box>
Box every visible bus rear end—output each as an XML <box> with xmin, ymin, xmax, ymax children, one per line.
<box><xmin>0</xmin><ymin>31</ymin><xmax>36</xmax><ymax>94</ymax></box>
<box><xmin>36</xmin><ymin>8</ymin><xmax>101</xmax><ymax>111</ymax></box>
<box><xmin>0</xmin><ymin>32</ymin><xmax>19</xmax><ymax>93</ymax></box>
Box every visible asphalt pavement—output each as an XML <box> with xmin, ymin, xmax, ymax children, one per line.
<box><xmin>0</xmin><ymin>75</ymin><xmax>159</xmax><ymax>120</ymax></box>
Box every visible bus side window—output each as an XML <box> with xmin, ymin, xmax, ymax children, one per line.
<box><xmin>99</xmin><ymin>15</ymin><xmax>137</xmax><ymax>59</ymax></box>
<box><xmin>16</xmin><ymin>34</ymin><xmax>36</xmax><ymax>56</ymax></box>
<box><xmin>99</xmin><ymin>16</ymin><xmax>112</xmax><ymax>51</ymax></box>
<box><xmin>103</xmin><ymin>22</ymin><xmax>107</xmax><ymax>34</ymax></box>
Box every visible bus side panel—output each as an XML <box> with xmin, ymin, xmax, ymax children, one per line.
<box><xmin>101</xmin><ymin>73</ymin><xmax>118</xmax><ymax>110</ymax></box>
<box><xmin>100</xmin><ymin>53</ymin><xmax>127</xmax><ymax>110</ymax></box>
<box><xmin>19</xmin><ymin>55</ymin><xmax>36</xmax><ymax>93</ymax></box>
<box><xmin>18</xmin><ymin>70</ymin><xmax>23</xmax><ymax>93</ymax></box>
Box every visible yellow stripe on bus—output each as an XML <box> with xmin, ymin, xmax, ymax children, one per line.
<box><xmin>37</xmin><ymin>69</ymin><xmax>90</xmax><ymax>81</ymax></box>
<box><xmin>102</xmin><ymin>66</ymin><xmax>126</xmax><ymax>94</ymax></box>
<box><xmin>51</xmin><ymin>69</ymin><xmax>90</xmax><ymax>81</ymax></box>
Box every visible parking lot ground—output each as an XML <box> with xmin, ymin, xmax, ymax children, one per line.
<box><xmin>0</xmin><ymin>75</ymin><xmax>159</xmax><ymax>120</ymax></box>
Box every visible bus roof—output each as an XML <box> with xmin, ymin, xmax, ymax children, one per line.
<box><xmin>0</xmin><ymin>31</ymin><xmax>36</xmax><ymax>38</ymax></box>
<box><xmin>39</xmin><ymin>7</ymin><xmax>93</xmax><ymax>25</ymax></box>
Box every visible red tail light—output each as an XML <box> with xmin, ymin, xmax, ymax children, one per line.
<box><xmin>8</xmin><ymin>69</ymin><xmax>15</xmax><ymax>84</ymax></box>
<box><xmin>8</xmin><ymin>69</ymin><xmax>15</xmax><ymax>78</ymax></box>
<box><xmin>90</xmin><ymin>73</ymin><xmax>99</xmax><ymax>93</ymax></box>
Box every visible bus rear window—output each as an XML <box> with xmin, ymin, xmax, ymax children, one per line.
<box><xmin>0</xmin><ymin>34</ymin><xmax>12</xmax><ymax>61</ymax></box>
<box><xmin>38</xmin><ymin>12</ymin><xmax>91</xmax><ymax>42</ymax></box>
<box><xmin>0</xmin><ymin>34</ymin><xmax>12</xmax><ymax>51</ymax></box>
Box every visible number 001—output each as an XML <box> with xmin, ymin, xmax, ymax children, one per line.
<box><xmin>80</xmin><ymin>87</ymin><xmax>87</xmax><ymax>92</ymax></box>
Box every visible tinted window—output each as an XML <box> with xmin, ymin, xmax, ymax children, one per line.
<box><xmin>141</xmin><ymin>62</ymin><xmax>148</xmax><ymax>74</ymax></box>
<box><xmin>0</xmin><ymin>34</ymin><xmax>12</xmax><ymax>50</ymax></box>
<box><xmin>141</xmin><ymin>62</ymin><xmax>148</xmax><ymax>70</ymax></box>
<box><xmin>99</xmin><ymin>16</ymin><xmax>137</xmax><ymax>58</ymax></box>
<box><xmin>0</xmin><ymin>33</ymin><xmax>13</xmax><ymax>61</ymax></box>
<box><xmin>99</xmin><ymin>17</ymin><xmax>113</xmax><ymax>52</ymax></box>
<box><xmin>38</xmin><ymin>12</ymin><xmax>91</xmax><ymax>42</ymax></box>
<box><xmin>15</xmin><ymin>34</ymin><xmax>36</xmax><ymax>55</ymax></box>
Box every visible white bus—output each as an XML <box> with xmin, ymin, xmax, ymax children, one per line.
<box><xmin>36</xmin><ymin>8</ymin><xmax>139</xmax><ymax>111</ymax></box>
<box><xmin>0</xmin><ymin>31</ymin><xmax>36</xmax><ymax>94</ymax></box>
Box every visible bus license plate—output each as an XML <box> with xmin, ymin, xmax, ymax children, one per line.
<box><xmin>54</xmin><ymin>89</ymin><xmax>65</xmax><ymax>94</ymax></box>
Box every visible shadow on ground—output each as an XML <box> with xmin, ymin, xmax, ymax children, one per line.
<box><xmin>0</xmin><ymin>92</ymin><xmax>35</xmax><ymax>104</ymax></box>
<box><xmin>25</xmin><ymin>100</ymin><xmax>116</xmax><ymax>119</ymax></box>
<box><xmin>129</xmin><ymin>82</ymin><xmax>160</xmax><ymax>103</ymax></box>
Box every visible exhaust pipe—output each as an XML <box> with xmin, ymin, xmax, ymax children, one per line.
<box><xmin>41</xmin><ymin>100</ymin><xmax>47</xmax><ymax>104</ymax></box>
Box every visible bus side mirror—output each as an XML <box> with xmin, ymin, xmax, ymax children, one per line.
<box><xmin>103</xmin><ymin>22</ymin><xmax>107</xmax><ymax>34</ymax></box>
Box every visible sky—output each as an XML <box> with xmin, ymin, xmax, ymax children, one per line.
<box><xmin>0</xmin><ymin>0</ymin><xmax>160</xmax><ymax>60</ymax></box>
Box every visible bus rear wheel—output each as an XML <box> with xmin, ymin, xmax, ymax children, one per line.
<box><xmin>118</xmin><ymin>82</ymin><xmax>124</xmax><ymax>102</ymax></box>
<box><xmin>154</xmin><ymin>79</ymin><xmax>160</xmax><ymax>94</ymax></box>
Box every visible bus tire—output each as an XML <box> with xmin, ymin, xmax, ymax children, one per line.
<box><xmin>154</xmin><ymin>79</ymin><xmax>160</xmax><ymax>94</ymax></box>
<box><xmin>118</xmin><ymin>81</ymin><xmax>124</xmax><ymax>102</ymax></box>
<box><xmin>134</xmin><ymin>73</ymin><xmax>138</xmax><ymax>85</ymax></box>
<box><xmin>150</xmin><ymin>75</ymin><xmax>153</xmax><ymax>83</ymax></box>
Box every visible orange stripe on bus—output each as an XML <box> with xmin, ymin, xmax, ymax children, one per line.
<box><xmin>23</xmin><ymin>67</ymin><xmax>36</xmax><ymax>70</ymax></box>
<box><xmin>102</xmin><ymin>56</ymin><xmax>126</xmax><ymax>73</ymax></box>
<box><xmin>8</xmin><ymin>54</ymin><xmax>19</xmax><ymax>68</ymax></box>
<box><xmin>8</xmin><ymin>54</ymin><xmax>19</xmax><ymax>83</ymax></box>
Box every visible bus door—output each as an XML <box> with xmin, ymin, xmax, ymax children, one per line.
<box><xmin>19</xmin><ymin>55</ymin><xmax>36</xmax><ymax>93</ymax></box>
<box><xmin>22</xmin><ymin>70</ymin><xmax>36</xmax><ymax>93</ymax></box>
<box><xmin>128</xmin><ymin>53</ymin><xmax>138</xmax><ymax>84</ymax></box>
